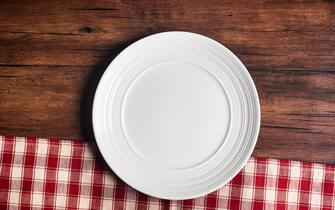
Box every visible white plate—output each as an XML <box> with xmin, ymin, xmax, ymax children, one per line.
<box><xmin>93</xmin><ymin>32</ymin><xmax>260</xmax><ymax>200</ymax></box>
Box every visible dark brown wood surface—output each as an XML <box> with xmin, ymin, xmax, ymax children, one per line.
<box><xmin>0</xmin><ymin>0</ymin><xmax>335</xmax><ymax>164</ymax></box>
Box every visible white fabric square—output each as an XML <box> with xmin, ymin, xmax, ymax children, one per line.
<box><xmin>125</xmin><ymin>189</ymin><xmax>137</xmax><ymax>205</ymax></box>
<box><xmin>268</xmin><ymin>162</ymin><xmax>278</xmax><ymax>176</ymax></box>
<box><xmin>15</xmin><ymin>140</ymin><xmax>25</xmax><ymax>153</ymax></box>
<box><xmin>310</xmin><ymin>192</ymin><xmax>321</xmax><ymax>207</ymax></box>
<box><xmin>11</xmin><ymin>165</ymin><xmax>22</xmax><ymax>179</ymax></box>
<box><xmin>9</xmin><ymin>191</ymin><xmax>20</xmax><ymax>205</ymax></box>
<box><xmin>265</xmin><ymin>188</ymin><xmax>276</xmax><ymax>202</ymax></box>
<box><xmin>0</xmin><ymin>137</ymin><xmax>3</xmax><ymax>151</ymax></box>
<box><xmin>37</xmin><ymin>142</ymin><xmax>48</xmax><ymax>155</ymax></box>
<box><xmin>287</xmin><ymin>190</ymin><xmax>298</xmax><ymax>203</ymax></box>
<box><xmin>312</xmin><ymin>166</ymin><xmax>324</xmax><ymax>182</ymax></box>
<box><xmin>244</xmin><ymin>161</ymin><xmax>255</xmax><ymax>174</ymax></box>
<box><xmin>79</xmin><ymin>196</ymin><xmax>90</xmax><ymax>209</ymax></box>
<box><xmin>219</xmin><ymin>185</ymin><xmax>230</xmax><ymax>197</ymax></box>
<box><xmin>104</xmin><ymin>173</ymin><xmax>116</xmax><ymax>186</ymax></box>
<box><xmin>34</xmin><ymin>168</ymin><xmax>45</xmax><ymax>180</ymax></box>
<box><xmin>60</xmin><ymin>143</ymin><xmax>72</xmax><ymax>157</ymax></box>
<box><xmin>290</xmin><ymin>164</ymin><xmax>301</xmax><ymax>178</ymax></box>
<box><xmin>83</xmin><ymin>145</ymin><xmax>93</xmax><ymax>158</ymax></box>
<box><xmin>57</xmin><ymin>169</ymin><xmax>69</xmax><ymax>182</ymax></box>
<box><xmin>32</xmin><ymin>193</ymin><xmax>43</xmax><ymax>206</ymax></box>
<box><xmin>15</xmin><ymin>136</ymin><xmax>26</xmax><ymax>143</ymax></box>
<box><xmin>147</xmin><ymin>203</ymin><xmax>159</xmax><ymax>210</ymax></box>
<box><xmin>242</xmin><ymin>186</ymin><xmax>253</xmax><ymax>200</ymax></box>
<box><xmin>81</xmin><ymin>171</ymin><xmax>92</xmax><ymax>184</ymax></box>
<box><xmin>56</xmin><ymin>195</ymin><xmax>67</xmax><ymax>208</ymax></box>
<box><xmin>102</xmin><ymin>198</ymin><xmax>113</xmax><ymax>209</ymax></box>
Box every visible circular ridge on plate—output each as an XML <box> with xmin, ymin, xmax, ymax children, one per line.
<box><xmin>92</xmin><ymin>31</ymin><xmax>260</xmax><ymax>199</ymax></box>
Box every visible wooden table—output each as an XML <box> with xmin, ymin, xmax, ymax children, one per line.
<box><xmin>1</xmin><ymin>1</ymin><xmax>335</xmax><ymax>164</ymax></box>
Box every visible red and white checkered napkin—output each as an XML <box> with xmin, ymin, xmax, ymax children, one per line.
<box><xmin>0</xmin><ymin>135</ymin><xmax>334</xmax><ymax>210</ymax></box>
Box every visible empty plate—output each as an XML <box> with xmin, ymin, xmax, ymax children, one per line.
<box><xmin>92</xmin><ymin>31</ymin><xmax>260</xmax><ymax>200</ymax></box>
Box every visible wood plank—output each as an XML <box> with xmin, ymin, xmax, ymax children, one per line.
<box><xmin>1</xmin><ymin>66</ymin><xmax>335</xmax><ymax>163</ymax></box>
<box><xmin>252</xmin><ymin>70</ymin><xmax>335</xmax><ymax>164</ymax></box>
<box><xmin>1</xmin><ymin>30</ymin><xmax>335</xmax><ymax>70</ymax></box>
<box><xmin>0</xmin><ymin>0</ymin><xmax>335</xmax><ymax>164</ymax></box>
<box><xmin>0</xmin><ymin>1</ymin><xmax>334</xmax><ymax>70</ymax></box>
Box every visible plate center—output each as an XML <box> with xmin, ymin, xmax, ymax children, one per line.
<box><xmin>122</xmin><ymin>61</ymin><xmax>230</xmax><ymax>169</ymax></box>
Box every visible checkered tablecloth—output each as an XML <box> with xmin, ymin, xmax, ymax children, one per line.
<box><xmin>0</xmin><ymin>135</ymin><xmax>334</xmax><ymax>209</ymax></box>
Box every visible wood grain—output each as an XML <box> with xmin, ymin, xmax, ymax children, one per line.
<box><xmin>0</xmin><ymin>0</ymin><xmax>335</xmax><ymax>164</ymax></box>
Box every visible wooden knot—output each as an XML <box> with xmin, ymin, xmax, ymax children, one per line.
<box><xmin>80</xmin><ymin>26</ymin><xmax>93</xmax><ymax>33</ymax></box>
